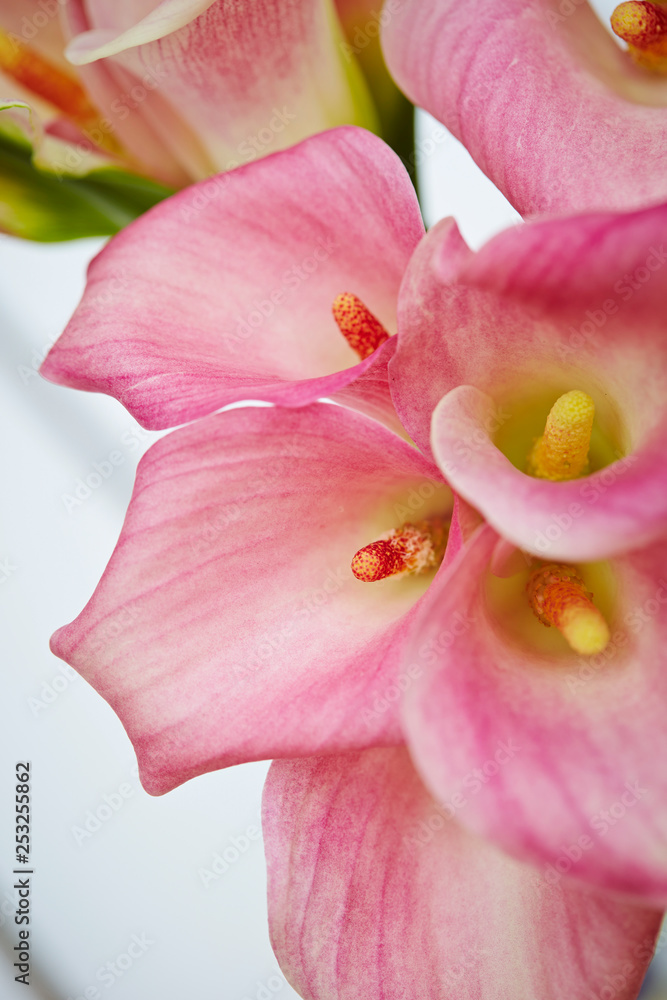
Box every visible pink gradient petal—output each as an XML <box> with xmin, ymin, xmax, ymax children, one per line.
<box><xmin>391</xmin><ymin>213</ymin><xmax>667</xmax><ymax>559</ymax></box>
<box><xmin>50</xmin><ymin>404</ymin><xmax>449</xmax><ymax>795</ymax></box>
<box><xmin>67</xmin><ymin>0</ymin><xmax>376</xmax><ymax>179</ymax></box>
<box><xmin>381</xmin><ymin>0</ymin><xmax>667</xmax><ymax>215</ymax></box>
<box><xmin>431</xmin><ymin>385</ymin><xmax>667</xmax><ymax>561</ymax></box>
<box><xmin>402</xmin><ymin>522</ymin><xmax>667</xmax><ymax>905</ymax></box>
<box><xmin>460</xmin><ymin>200</ymin><xmax>667</xmax><ymax>321</ymax></box>
<box><xmin>264</xmin><ymin>748</ymin><xmax>661</xmax><ymax>999</ymax></box>
<box><xmin>42</xmin><ymin>127</ymin><xmax>423</xmax><ymax>431</ymax></box>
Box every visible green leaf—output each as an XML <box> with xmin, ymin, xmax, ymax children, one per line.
<box><xmin>0</xmin><ymin>127</ymin><xmax>172</xmax><ymax>242</ymax></box>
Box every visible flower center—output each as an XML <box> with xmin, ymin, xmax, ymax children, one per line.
<box><xmin>527</xmin><ymin>563</ymin><xmax>610</xmax><ymax>655</ymax></box>
<box><xmin>351</xmin><ymin>517</ymin><xmax>449</xmax><ymax>582</ymax></box>
<box><xmin>526</xmin><ymin>390</ymin><xmax>594</xmax><ymax>481</ymax></box>
<box><xmin>611</xmin><ymin>1</ymin><xmax>667</xmax><ymax>73</ymax></box>
<box><xmin>0</xmin><ymin>30</ymin><xmax>100</xmax><ymax>129</ymax></box>
<box><xmin>332</xmin><ymin>292</ymin><xmax>390</xmax><ymax>360</ymax></box>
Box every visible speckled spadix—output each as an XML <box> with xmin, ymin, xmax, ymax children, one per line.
<box><xmin>527</xmin><ymin>563</ymin><xmax>610</xmax><ymax>655</ymax></box>
<box><xmin>527</xmin><ymin>390</ymin><xmax>595</xmax><ymax>482</ymax></box>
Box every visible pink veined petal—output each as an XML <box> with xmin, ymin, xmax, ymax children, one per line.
<box><xmin>50</xmin><ymin>404</ymin><xmax>450</xmax><ymax>796</ymax></box>
<box><xmin>264</xmin><ymin>748</ymin><xmax>662</xmax><ymax>1000</ymax></box>
<box><xmin>65</xmin><ymin>1</ymin><xmax>217</xmax><ymax>63</ymax></box>
<box><xmin>381</xmin><ymin>0</ymin><xmax>667</xmax><ymax>215</ymax></box>
<box><xmin>66</xmin><ymin>0</ymin><xmax>376</xmax><ymax>180</ymax></box>
<box><xmin>391</xmin><ymin>211</ymin><xmax>667</xmax><ymax>559</ymax></box>
<box><xmin>42</xmin><ymin>127</ymin><xmax>424</xmax><ymax>432</ymax></box>
<box><xmin>459</xmin><ymin>199</ymin><xmax>667</xmax><ymax>319</ymax></box>
<box><xmin>402</xmin><ymin>522</ymin><xmax>667</xmax><ymax>906</ymax></box>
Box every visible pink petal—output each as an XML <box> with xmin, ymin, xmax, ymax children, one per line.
<box><xmin>381</xmin><ymin>0</ymin><xmax>667</xmax><ymax>215</ymax></box>
<box><xmin>65</xmin><ymin>0</ymin><xmax>377</xmax><ymax>179</ymax></box>
<box><xmin>50</xmin><ymin>404</ymin><xmax>450</xmax><ymax>795</ymax></box>
<box><xmin>264</xmin><ymin>748</ymin><xmax>661</xmax><ymax>999</ymax></box>
<box><xmin>42</xmin><ymin>127</ymin><xmax>423</xmax><ymax>432</ymax></box>
<box><xmin>402</xmin><ymin>522</ymin><xmax>667</xmax><ymax>906</ymax></box>
<box><xmin>391</xmin><ymin>212</ymin><xmax>667</xmax><ymax>560</ymax></box>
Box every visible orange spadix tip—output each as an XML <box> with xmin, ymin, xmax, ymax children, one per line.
<box><xmin>527</xmin><ymin>390</ymin><xmax>595</xmax><ymax>482</ymax></box>
<box><xmin>351</xmin><ymin>519</ymin><xmax>448</xmax><ymax>583</ymax></box>
<box><xmin>611</xmin><ymin>2</ymin><xmax>667</xmax><ymax>45</ymax></box>
<box><xmin>527</xmin><ymin>564</ymin><xmax>610</xmax><ymax>656</ymax></box>
<box><xmin>332</xmin><ymin>292</ymin><xmax>390</xmax><ymax>361</ymax></box>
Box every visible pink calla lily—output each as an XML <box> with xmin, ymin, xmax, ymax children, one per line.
<box><xmin>398</xmin><ymin>513</ymin><xmax>667</xmax><ymax>907</ymax></box>
<box><xmin>49</xmin><ymin>402</ymin><xmax>450</xmax><ymax>795</ymax></box>
<box><xmin>390</xmin><ymin>200</ymin><xmax>667</xmax><ymax>562</ymax></box>
<box><xmin>381</xmin><ymin>0</ymin><xmax>667</xmax><ymax>216</ymax></box>
<box><xmin>263</xmin><ymin>748</ymin><xmax>662</xmax><ymax>1000</ymax></box>
<box><xmin>41</xmin><ymin>127</ymin><xmax>424</xmax><ymax>432</ymax></box>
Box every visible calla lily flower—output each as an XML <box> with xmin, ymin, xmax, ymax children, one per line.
<box><xmin>381</xmin><ymin>0</ymin><xmax>667</xmax><ymax>216</ymax></box>
<box><xmin>263</xmin><ymin>747</ymin><xmax>662</xmax><ymax>999</ymax></box>
<box><xmin>41</xmin><ymin>127</ymin><xmax>424</xmax><ymax>431</ymax></box>
<box><xmin>396</xmin><ymin>507</ymin><xmax>667</xmax><ymax>907</ymax></box>
<box><xmin>0</xmin><ymin>0</ymin><xmax>383</xmax><ymax>239</ymax></box>
<box><xmin>47</xmin><ymin>402</ymin><xmax>452</xmax><ymax>795</ymax></box>
<box><xmin>390</xmin><ymin>199</ymin><xmax>667</xmax><ymax>563</ymax></box>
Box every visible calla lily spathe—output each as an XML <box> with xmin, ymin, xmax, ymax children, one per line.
<box><xmin>381</xmin><ymin>0</ymin><xmax>667</xmax><ymax>216</ymax></box>
<box><xmin>41</xmin><ymin>127</ymin><xmax>424</xmax><ymax>431</ymax></box>
<box><xmin>390</xmin><ymin>199</ymin><xmax>667</xmax><ymax>562</ymax></box>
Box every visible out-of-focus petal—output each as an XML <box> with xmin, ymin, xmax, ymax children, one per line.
<box><xmin>65</xmin><ymin>0</ymin><xmax>377</xmax><ymax>179</ymax></box>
